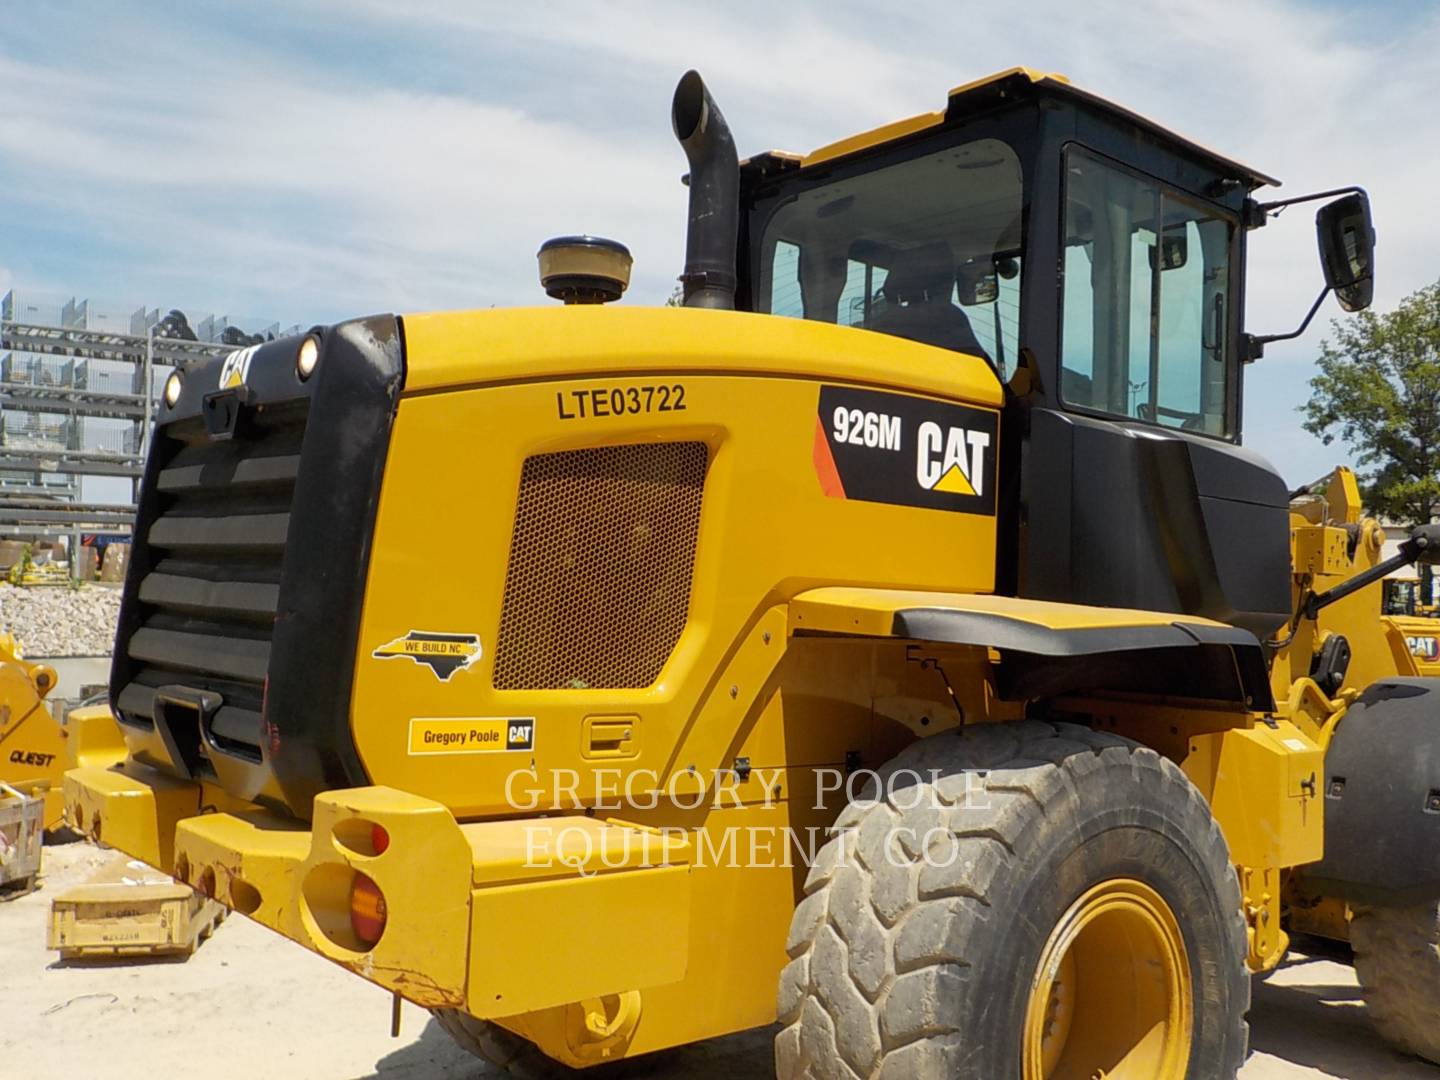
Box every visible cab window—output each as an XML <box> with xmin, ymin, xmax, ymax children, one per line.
<box><xmin>758</xmin><ymin>138</ymin><xmax>1025</xmax><ymax>379</ymax></box>
<box><xmin>1060</xmin><ymin>147</ymin><xmax>1234</xmax><ymax>436</ymax></box>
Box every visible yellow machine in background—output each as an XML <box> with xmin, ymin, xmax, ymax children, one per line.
<box><xmin>1392</xmin><ymin>613</ymin><xmax>1440</xmax><ymax>675</ymax></box>
<box><xmin>1377</xmin><ymin>565</ymin><xmax>1440</xmax><ymax>672</ymax></box>
<box><xmin>0</xmin><ymin>634</ymin><xmax>61</xmax><ymax>824</ymax></box>
<box><xmin>64</xmin><ymin>67</ymin><xmax>1440</xmax><ymax>1079</ymax></box>
<box><xmin>0</xmin><ymin>634</ymin><xmax>125</xmax><ymax>831</ymax></box>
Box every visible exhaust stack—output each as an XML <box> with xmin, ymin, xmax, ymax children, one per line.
<box><xmin>671</xmin><ymin>70</ymin><xmax>739</xmax><ymax>310</ymax></box>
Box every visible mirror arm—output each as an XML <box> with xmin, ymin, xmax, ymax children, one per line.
<box><xmin>1241</xmin><ymin>285</ymin><xmax>1331</xmax><ymax>362</ymax></box>
<box><xmin>1254</xmin><ymin>184</ymin><xmax>1368</xmax><ymax>217</ymax></box>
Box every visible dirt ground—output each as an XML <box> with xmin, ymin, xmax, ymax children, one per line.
<box><xmin>1</xmin><ymin>843</ymin><xmax>1436</xmax><ymax>1080</ymax></box>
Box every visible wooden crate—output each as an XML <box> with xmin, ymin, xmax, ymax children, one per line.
<box><xmin>0</xmin><ymin>783</ymin><xmax>44</xmax><ymax>897</ymax></box>
<box><xmin>47</xmin><ymin>858</ymin><xmax>226</xmax><ymax>960</ymax></box>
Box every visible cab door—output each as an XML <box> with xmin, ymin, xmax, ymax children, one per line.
<box><xmin>1021</xmin><ymin>146</ymin><xmax>1291</xmax><ymax>638</ymax></box>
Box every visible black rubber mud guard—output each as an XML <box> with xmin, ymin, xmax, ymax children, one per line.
<box><xmin>894</xmin><ymin>609</ymin><xmax>1274</xmax><ymax>711</ymax></box>
<box><xmin>1298</xmin><ymin>678</ymin><xmax>1440</xmax><ymax>905</ymax></box>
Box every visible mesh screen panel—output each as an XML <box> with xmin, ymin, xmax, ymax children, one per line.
<box><xmin>493</xmin><ymin>441</ymin><xmax>708</xmax><ymax>690</ymax></box>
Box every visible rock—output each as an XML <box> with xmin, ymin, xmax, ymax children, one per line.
<box><xmin>0</xmin><ymin>583</ymin><xmax>124</xmax><ymax>657</ymax></box>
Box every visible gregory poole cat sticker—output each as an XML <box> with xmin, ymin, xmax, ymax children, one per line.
<box><xmin>407</xmin><ymin>717</ymin><xmax>535</xmax><ymax>755</ymax></box>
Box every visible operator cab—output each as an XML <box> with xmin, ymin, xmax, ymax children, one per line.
<box><xmin>727</xmin><ymin>68</ymin><xmax>1374</xmax><ymax>638</ymax></box>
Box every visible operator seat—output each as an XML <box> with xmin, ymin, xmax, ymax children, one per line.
<box><xmin>867</xmin><ymin>241</ymin><xmax>991</xmax><ymax>362</ymax></box>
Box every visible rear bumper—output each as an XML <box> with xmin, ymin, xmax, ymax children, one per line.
<box><xmin>64</xmin><ymin>766</ymin><xmax>692</xmax><ymax>1020</ymax></box>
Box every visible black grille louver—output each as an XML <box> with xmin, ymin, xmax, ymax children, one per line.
<box><xmin>109</xmin><ymin>316</ymin><xmax>406</xmax><ymax>818</ymax></box>
<box><xmin>116</xmin><ymin>400</ymin><xmax>307</xmax><ymax>768</ymax></box>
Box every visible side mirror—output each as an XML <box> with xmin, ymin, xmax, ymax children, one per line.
<box><xmin>1316</xmin><ymin>192</ymin><xmax>1375</xmax><ymax>312</ymax></box>
<box><xmin>1245</xmin><ymin>184</ymin><xmax>1377</xmax><ymax>362</ymax></box>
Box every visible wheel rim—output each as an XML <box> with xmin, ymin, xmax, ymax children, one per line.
<box><xmin>1022</xmin><ymin>878</ymin><xmax>1193</xmax><ymax>1080</ymax></box>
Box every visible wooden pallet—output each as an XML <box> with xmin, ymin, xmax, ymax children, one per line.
<box><xmin>47</xmin><ymin>858</ymin><xmax>226</xmax><ymax>960</ymax></box>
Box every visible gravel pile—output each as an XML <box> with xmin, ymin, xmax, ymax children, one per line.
<box><xmin>0</xmin><ymin>584</ymin><xmax>124</xmax><ymax>657</ymax></box>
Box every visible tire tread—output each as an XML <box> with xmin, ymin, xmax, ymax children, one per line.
<box><xmin>1351</xmin><ymin>902</ymin><xmax>1440</xmax><ymax>1064</ymax></box>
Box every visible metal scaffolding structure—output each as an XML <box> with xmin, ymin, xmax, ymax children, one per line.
<box><xmin>0</xmin><ymin>290</ymin><xmax>298</xmax><ymax>544</ymax></box>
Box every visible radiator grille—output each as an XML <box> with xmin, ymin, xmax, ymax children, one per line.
<box><xmin>493</xmin><ymin>442</ymin><xmax>708</xmax><ymax>690</ymax></box>
<box><xmin>114</xmin><ymin>400</ymin><xmax>308</xmax><ymax>764</ymax></box>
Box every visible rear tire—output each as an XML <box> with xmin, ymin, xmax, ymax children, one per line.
<box><xmin>774</xmin><ymin>719</ymin><xmax>1249</xmax><ymax>1079</ymax></box>
<box><xmin>1351</xmin><ymin>901</ymin><xmax>1440</xmax><ymax>1064</ymax></box>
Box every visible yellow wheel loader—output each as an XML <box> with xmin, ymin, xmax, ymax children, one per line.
<box><xmin>1379</xmin><ymin>575</ymin><xmax>1440</xmax><ymax>674</ymax></box>
<box><xmin>1390</xmin><ymin>613</ymin><xmax>1440</xmax><ymax>675</ymax></box>
<box><xmin>64</xmin><ymin>67</ymin><xmax>1440</xmax><ymax>1077</ymax></box>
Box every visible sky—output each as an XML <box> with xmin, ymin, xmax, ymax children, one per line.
<box><xmin>2</xmin><ymin>0</ymin><xmax>1438</xmax><ymax>485</ymax></box>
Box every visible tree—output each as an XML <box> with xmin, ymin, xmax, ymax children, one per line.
<box><xmin>1303</xmin><ymin>280</ymin><xmax>1440</xmax><ymax>530</ymax></box>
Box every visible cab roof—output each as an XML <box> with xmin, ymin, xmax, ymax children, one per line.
<box><xmin>742</xmin><ymin>67</ymin><xmax>1280</xmax><ymax>191</ymax></box>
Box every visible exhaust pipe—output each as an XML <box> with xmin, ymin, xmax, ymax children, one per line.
<box><xmin>671</xmin><ymin>70</ymin><xmax>739</xmax><ymax>310</ymax></box>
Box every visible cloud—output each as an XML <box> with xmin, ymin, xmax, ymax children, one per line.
<box><xmin>3</xmin><ymin>1</ymin><xmax>1438</xmax><ymax>483</ymax></box>
<box><xmin>0</xmin><ymin>44</ymin><xmax>682</xmax><ymax>316</ymax></box>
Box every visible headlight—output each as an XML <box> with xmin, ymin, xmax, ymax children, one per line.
<box><xmin>163</xmin><ymin>371</ymin><xmax>183</xmax><ymax>408</ymax></box>
<box><xmin>296</xmin><ymin>336</ymin><xmax>320</xmax><ymax>381</ymax></box>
